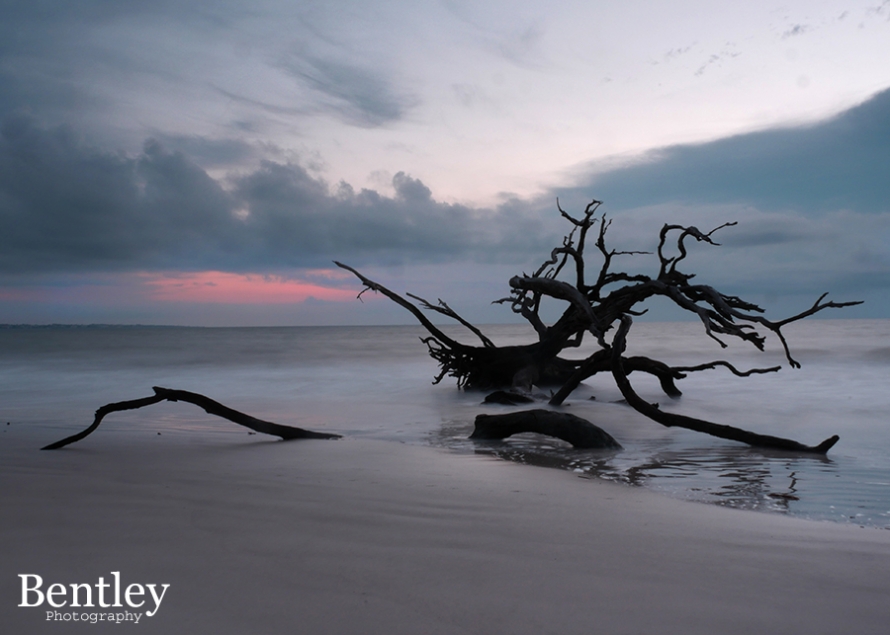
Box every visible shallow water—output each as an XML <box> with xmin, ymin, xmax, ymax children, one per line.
<box><xmin>1</xmin><ymin>320</ymin><xmax>888</xmax><ymax>527</ymax></box>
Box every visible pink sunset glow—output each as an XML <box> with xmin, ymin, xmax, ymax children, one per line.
<box><xmin>143</xmin><ymin>271</ymin><xmax>358</xmax><ymax>304</ymax></box>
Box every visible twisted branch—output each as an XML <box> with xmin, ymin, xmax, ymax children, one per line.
<box><xmin>610</xmin><ymin>316</ymin><xmax>839</xmax><ymax>454</ymax></box>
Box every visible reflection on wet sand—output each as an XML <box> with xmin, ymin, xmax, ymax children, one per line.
<box><xmin>429</xmin><ymin>418</ymin><xmax>890</xmax><ymax>526</ymax></box>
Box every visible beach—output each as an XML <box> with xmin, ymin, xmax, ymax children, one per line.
<box><xmin>3</xmin><ymin>427</ymin><xmax>890</xmax><ymax>634</ymax></box>
<box><xmin>3</xmin><ymin>322</ymin><xmax>889</xmax><ymax>525</ymax></box>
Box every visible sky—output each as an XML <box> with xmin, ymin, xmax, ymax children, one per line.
<box><xmin>1</xmin><ymin>0</ymin><xmax>889</xmax><ymax>326</ymax></box>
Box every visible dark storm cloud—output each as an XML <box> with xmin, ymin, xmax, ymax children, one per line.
<box><xmin>0</xmin><ymin>116</ymin><xmax>241</xmax><ymax>273</ymax></box>
<box><xmin>542</xmin><ymin>88</ymin><xmax>890</xmax><ymax>308</ymax></box>
<box><xmin>148</xmin><ymin>134</ymin><xmax>257</xmax><ymax>168</ymax></box>
<box><xmin>230</xmin><ymin>163</ymin><xmax>549</xmax><ymax>266</ymax></box>
<box><xmin>0</xmin><ymin>116</ymin><xmax>553</xmax><ymax>275</ymax></box>
<box><xmin>561</xmin><ymin>87</ymin><xmax>890</xmax><ymax>217</ymax></box>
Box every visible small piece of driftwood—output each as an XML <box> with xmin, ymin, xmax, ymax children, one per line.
<box><xmin>471</xmin><ymin>409</ymin><xmax>622</xmax><ymax>450</ymax></box>
<box><xmin>41</xmin><ymin>386</ymin><xmax>341</xmax><ymax>450</ymax></box>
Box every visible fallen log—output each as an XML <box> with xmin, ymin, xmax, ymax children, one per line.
<box><xmin>471</xmin><ymin>409</ymin><xmax>622</xmax><ymax>450</ymax></box>
<box><xmin>41</xmin><ymin>386</ymin><xmax>341</xmax><ymax>450</ymax></box>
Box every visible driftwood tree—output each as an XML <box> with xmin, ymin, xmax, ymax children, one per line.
<box><xmin>337</xmin><ymin>199</ymin><xmax>860</xmax><ymax>454</ymax></box>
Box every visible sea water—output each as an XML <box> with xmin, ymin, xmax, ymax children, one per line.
<box><xmin>1</xmin><ymin>320</ymin><xmax>888</xmax><ymax>528</ymax></box>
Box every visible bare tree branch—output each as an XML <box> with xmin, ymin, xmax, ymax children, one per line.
<box><xmin>672</xmin><ymin>361</ymin><xmax>782</xmax><ymax>377</ymax></box>
<box><xmin>334</xmin><ymin>261</ymin><xmax>465</xmax><ymax>351</ymax></box>
<box><xmin>406</xmin><ymin>293</ymin><xmax>495</xmax><ymax>348</ymax></box>
<box><xmin>610</xmin><ymin>316</ymin><xmax>839</xmax><ymax>454</ymax></box>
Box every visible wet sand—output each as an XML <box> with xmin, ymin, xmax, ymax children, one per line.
<box><xmin>2</xmin><ymin>429</ymin><xmax>889</xmax><ymax>634</ymax></box>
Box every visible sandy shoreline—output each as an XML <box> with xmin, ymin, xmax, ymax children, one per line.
<box><xmin>3</xmin><ymin>428</ymin><xmax>890</xmax><ymax>634</ymax></box>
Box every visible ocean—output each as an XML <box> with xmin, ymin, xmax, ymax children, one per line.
<box><xmin>2</xmin><ymin>319</ymin><xmax>888</xmax><ymax>528</ymax></box>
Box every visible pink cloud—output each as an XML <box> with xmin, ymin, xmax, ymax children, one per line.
<box><xmin>143</xmin><ymin>271</ymin><xmax>358</xmax><ymax>304</ymax></box>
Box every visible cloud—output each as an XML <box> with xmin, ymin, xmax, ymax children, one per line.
<box><xmin>584</xmin><ymin>203</ymin><xmax>889</xmax><ymax>298</ymax></box>
<box><xmin>663</xmin><ymin>45</ymin><xmax>694</xmax><ymax>62</ymax></box>
<box><xmin>0</xmin><ymin>115</ymin><xmax>556</xmax><ymax>276</ymax></box>
<box><xmin>0</xmin><ymin>1</ymin><xmax>204</xmax><ymax>83</ymax></box>
<box><xmin>494</xmin><ymin>23</ymin><xmax>546</xmax><ymax>68</ymax></box>
<box><xmin>0</xmin><ymin>0</ymin><xmax>420</xmax><ymax>146</ymax></box>
<box><xmin>0</xmin><ymin>118</ymin><xmax>250</xmax><ymax>274</ymax></box>
<box><xmin>542</xmin><ymin>88</ymin><xmax>890</xmax><ymax>311</ymax></box>
<box><xmin>452</xmin><ymin>83</ymin><xmax>496</xmax><ymax>110</ymax></box>
<box><xmin>782</xmin><ymin>24</ymin><xmax>810</xmax><ymax>39</ymax></box>
<box><xmin>230</xmin><ymin>162</ymin><xmax>552</xmax><ymax>267</ymax></box>
<box><xmin>866</xmin><ymin>1</ymin><xmax>890</xmax><ymax>19</ymax></box>
<box><xmin>278</xmin><ymin>56</ymin><xmax>418</xmax><ymax>127</ymax></box>
<box><xmin>562</xmin><ymin>87</ymin><xmax>890</xmax><ymax>214</ymax></box>
<box><xmin>3</xmin><ymin>86</ymin><xmax>890</xmax><ymax>319</ymax></box>
<box><xmin>147</xmin><ymin>134</ymin><xmax>257</xmax><ymax>168</ymax></box>
<box><xmin>693</xmin><ymin>48</ymin><xmax>741</xmax><ymax>77</ymax></box>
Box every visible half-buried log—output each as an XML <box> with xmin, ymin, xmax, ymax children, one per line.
<box><xmin>471</xmin><ymin>409</ymin><xmax>622</xmax><ymax>450</ymax></box>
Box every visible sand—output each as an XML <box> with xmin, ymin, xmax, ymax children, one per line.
<box><xmin>2</xmin><ymin>428</ymin><xmax>890</xmax><ymax>634</ymax></box>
